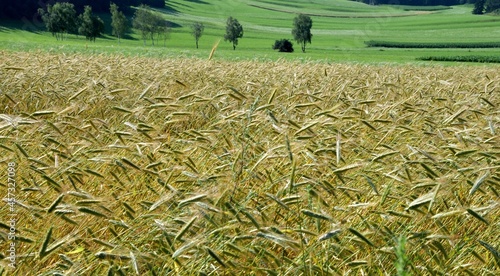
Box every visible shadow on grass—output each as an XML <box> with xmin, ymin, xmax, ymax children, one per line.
<box><xmin>166</xmin><ymin>20</ymin><xmax>182</xmax><ymax>28</ymax></box>
<box><xmin>162</xmin><ymin>5</ymin><xmax>180</xmax><ymax>15</ymax></box>
<box><xmin>0</xmin><ymin>18</ymin><xmax>45</xmax><ymax>33</ymax></box>
<box><xmin>184</xmin><ymin>0</ymin><xmax>210</xmax><ymax>4</ymax></box>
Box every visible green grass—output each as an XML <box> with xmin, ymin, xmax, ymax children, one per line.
<box><xmin>1</xmin><ymin>1</ymin><xmax>500</xmax><ymax>63</ymax></box>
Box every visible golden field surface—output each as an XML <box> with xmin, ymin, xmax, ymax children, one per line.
<box><xmin>0</xmin><ymin>51</ymin><xmax>499</xmax><ymax>275</ymax></box>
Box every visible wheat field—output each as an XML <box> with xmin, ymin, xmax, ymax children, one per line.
<box><xmin>0</xmin><ymin>51</ymin><xmax>499</xmax><ymax>275</ymax></box>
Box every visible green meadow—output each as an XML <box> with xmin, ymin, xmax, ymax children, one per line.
<box><xmin>1</xmin><ymin>0</ymin><xmax>500</xmax><ymax>63</ymax></box>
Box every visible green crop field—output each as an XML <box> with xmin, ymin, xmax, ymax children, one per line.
<box><xmin>1</xmin><ymin>0</ymin><xmax>500</xmax><ymax>63</ymax></box>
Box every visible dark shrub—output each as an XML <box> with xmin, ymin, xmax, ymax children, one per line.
<box><xmin>273</xmin><ymin>39</ymin><xmax>294</xmax><ymax>53</ymax></box>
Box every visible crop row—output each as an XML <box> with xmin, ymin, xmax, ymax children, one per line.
<box><xmin>365</xmin><ymin>40</ymin><xmax>500</xmax><ymax>48</ymax></box>
<box><xmin>417</xmin><ymin>55</ymin><xmax>500</xmax><ymax>63</ymax></box>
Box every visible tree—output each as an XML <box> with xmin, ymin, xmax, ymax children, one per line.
<box><xmin>133</xmin><ymin>4</ymin><xmax>165</xmax><ymax>46</ymax></box>
<box><xmin>292</xmin><ymin>14</ymin><xmax>313</xmax><ymax>53</ymax></box>
<box><xmin>473</xmin><ymin>0</ymin><xmax>486</xmax><ymax>14</ymax></box>
<box><xmin>149</xmin><ymin>13</ymin><xmax>167</xmax><ymax>46</ymax></box>
<box><xmin>485</xmin><ymin>0</ymin><xmax>500</xmax><ymax>12</ymax></box>
<box><xmin>156</xmin><ymin>20</ymin><xmax>171</xmax><ymax>47</ymax></box>
<box><xmin>133</xmin><ymin>5</ymin><xmax>152</xmax><ymax>45</ymax></box>
<box><xmin>191</xmin><ymin>22</ymin><xmax>204</xmax><ymax>49</ymax></box>
<box><xmin>272</xmin><ymin>39</ymin><xmax>294</xmax><ymax>53</ymax></box>
<box><xmin>110</xmin><ymin>3</ymin><xmax>128</xmax><ymax>43</ymax></box>
<box><xmin>224</xmin><ymin>17</ymin><xmax>243</xmax><ymax>50</ymax></box>
<box><xmin>38</xmin><ymin>2</ymin><xmax>77</xmax><ymax>40</ymax></box>
<box><xmin>78</xmin><ymin>6</ymin><xmax>104</xmax><ymax>42</ymax></box>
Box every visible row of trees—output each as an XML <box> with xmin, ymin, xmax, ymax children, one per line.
<box><xmin>0</xmin><ymin>0</ymin><xmax>164</xmax><ymax>19</ymax></box>
<box><xmin>38</xmin><ymin>2</ymin><xmax>315</xmax><ymax>53</ymax></box>
<box><xmin>37</xmin><ymin>2</ymin><xmax>201</xmax><ymax>46</ymax></box>
<box><xmin>473</xmin><ymin>0</ymin><xmax>500</xmax><ymax>14</ymax></box>
<box><xmin>38</xmin><ymin>2</ymin><xmax>105</xmax><ymax>41</ymax></box>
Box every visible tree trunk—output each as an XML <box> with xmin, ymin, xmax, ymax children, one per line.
<box><xmin>233</xmin><ymin>42</ymin><xmax>236</xmax><ymax>50</ymax></box>
<box><xmin>196</xmin><ymin>39</ymin><xmax>199</xmax><ymax>49</ymax></box>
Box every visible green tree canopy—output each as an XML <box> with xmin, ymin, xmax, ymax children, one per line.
<box><xmin>38</xmin><ymin>2</ymin><xmax>77</xmax><ymax>40</ymax></box>
<box><xmin>485</xmin><ymin>0</ymin><xmax>500</xmax><ymax>12</ymax></box>
<box><xmin>133</xmin><ymin>5</ymin><xmax>150</xmax><ymax>45</ymax></box>
<box><xmin>110</xmin><ymin>3</ymin><xmax>129</xmax><ymax>43</ymax></box>
<box><xmin>132</xmin><ymin>4</ymin><xmax>167</xmax><ymax>46</ymax></box>
<box><xmin>292</xmin><ymin>14</ymin><xmax>313</xmax><ymax>53</ymax></box>
<box><xmin>473</xmin><ymin>0</ymin><xmax>486</xmax><ymax>14</ymax></box>
<box><xmin>78</xmin><ymin>5</ymin><xmax>104</xmax><ymax>42</ymax></box>
<box><xmin>224</xmin><ymin>17</ymin><xmax>244</xmax><ymax>50</ymax></box>
<box><xmin>191</xmin><ymin>22</ymin><xmax>205</xmax><ymax>49</ymax></box>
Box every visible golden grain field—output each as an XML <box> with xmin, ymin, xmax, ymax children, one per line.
<box><xmin>0</xmin><ymin>51</ymin><xmax>499</xmax><ymax>275</ymax></box>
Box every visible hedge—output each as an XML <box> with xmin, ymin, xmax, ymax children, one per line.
<box><xmin>417</xmin><ymin>55</ymin><xmax>500</xmax><ymax>63</ymax></box>
<box><xmin>365</xmin><ymin>41</ymin><xmax>500</xmax><ymax>48</ymax></box>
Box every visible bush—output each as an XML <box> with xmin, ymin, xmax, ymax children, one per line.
<box><xmin>272</xmin><ymin>39</ymin><xmax>294</xmax><ymax>53</ymax></box>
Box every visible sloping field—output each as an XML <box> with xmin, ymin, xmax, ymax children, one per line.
<box><xmin>244</xmin><ymin>0</ymin><xmax>435</xmax><ymax>18</ymax></box>
<box><xmin>2</xmin><ymin>1</ymin><xmax>500</xmax><ymax>63</ymax></box>
<box><xmin>0</xmin><ymin>51</ymin><xmax>499</xmax><ymax>274</ymax></box>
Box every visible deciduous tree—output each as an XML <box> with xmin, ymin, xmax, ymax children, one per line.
<box><xmin>38</xmin><ymin>2</ymin><xmax>77</xmax><ymax>40</ymax></box>
<box><xmin>191</xmin><ymin>22</ymin><xmax>204</xmax><ymax>49</ymax></box>
<box><xmin>133</xmin><ymin>4</ymin><xmax>165</xmax><ymax>46</ymax></box>
<box><xmin>78</xmin><ymin>5</ymin><xmax>104</xmax><ymax>42</ymax></box>
<box><xmin>485</xmin><ymin>0</ymin><xmax>500</xmax><ymax>12</ymax></box>
<box><xmin>292</xmin><ymin>14</ymin><xmax>313</xmax><ymax>53</ymax></box>
<box><xmin>473</xmin><ymin>0</ymin><xmax>485</xmax><ymax>14</ymax></box>
<box><xmin>224</xmin><ymin>17</ymin><xmax>243</xmax><ymax>50</ymax></box>
<box><xmin>156</xmin><ymin>20</ymin><xmax>171</xmax><ymax>47</ymax></box>
<box><xmin>110</xmin><ymin>3</ymin><xmax>128</xmax><ymax>43</ymax></box>
<box><xmin>133</xmin><ymin>5</ymin><xmax>152</xmax><ymax>45</ymax></box>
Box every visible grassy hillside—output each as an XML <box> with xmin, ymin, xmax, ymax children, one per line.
<box><xmin>1</xmin><ymin>0</ymin><xmax>500</xmax><ymax>63</ymax></box>
<box><xmin>1</xmin><ymin>50</ymin><xmax>499</xmax><ymax>275</ymax></box>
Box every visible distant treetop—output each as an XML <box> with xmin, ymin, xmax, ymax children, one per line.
<box><xmin>0</xmin><ymin>0</ymin><xmax>165</xmax><ymax>20</ymax></box>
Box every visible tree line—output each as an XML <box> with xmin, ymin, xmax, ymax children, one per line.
<box><xmin>36</xmin><ymin>2</ymin><xmax>173</xmax><ymax>45</ymax></box>
<box><xmin>37</xmin><ymin>2</ymin><xmax>315</xmax><ymax>53</ymax></box>
<box><xmin>472</xmin><ymin>0</ymin><xmax>500</xmax><ymax>14</ymax></box>
<box><xmin>38</xmin><ymin>2</ymin><xmax>106</xmax><ymax>42</ymax></box>
<box><xmin>0</xmin><ymin>0</ymin><xmax>164</xmax><ymax>20</ymax></box>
